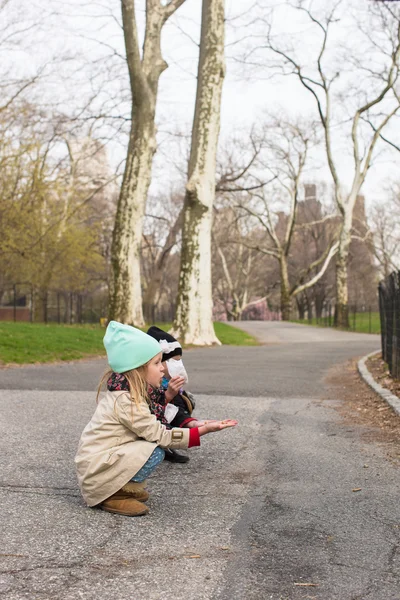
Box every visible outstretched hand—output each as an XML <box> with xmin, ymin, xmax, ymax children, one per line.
<box><xmin>203</xmin><ymin>419</ymin><xmax>238</xmax><ymax>433</ymax></box>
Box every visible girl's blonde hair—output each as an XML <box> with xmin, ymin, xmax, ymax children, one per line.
<box><xmin>97</xmin><ymin>353</ymin><xmax>161</xmax><ymax>411</ymax></box>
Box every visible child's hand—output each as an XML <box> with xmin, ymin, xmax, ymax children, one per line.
<box><xmin>165</xmin><ymin>376</ymin><xmax>186</xmax><ymax>402</ymax></box>
<box><xmin>195</xmin><ymin>419</ymin><xmax>218</xmax><ymax>427</ymax></box>
<box><xmin>202</xmin><ymin>419</ymin><xmax>238</xmax><ymax>433</ymax></box>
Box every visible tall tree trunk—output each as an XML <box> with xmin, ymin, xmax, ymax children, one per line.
<box><xmin>335</xmin><ymin>224</ymin><xmax>352</xmax><ymax>328</ymax></box>
<box><xmin>110</xmin><ymin>105</ymin><xmax>157</xmax><ymax>325</ymax></box>
<box><xmin>295</xmin><ymin>294</ymin><xmax>306</xmax><ymax>320</ymax></box>
<box><xmin>280</xmin><ymin>257</ymin><xmax>291</xmax><ymax>321</ymax></box>
<box><xmin>306</xmin><ymin>296</ymin><xmax>313</xmax><ymax>321</ymax></box>
<box><xmin>315</xmin><ymin>290</ymin><xmax>325</xmax><ymax>320</ymax></box>
<box><xmin>108</xmin><ymin>0</ymin><xmax>186</xmax><ymax>326</ymax></box>
<box><xmin>173</xmin><ymin>0</ymin><xmax>225</xmax><ymax>345</ymax></box>
<box><xmin>334</xmin><ymin>191</ymin><xmax>358</xmax><ymax>328</ymax></box>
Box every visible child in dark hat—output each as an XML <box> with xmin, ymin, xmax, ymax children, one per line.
<box><xmin>147</xmin><ymin>326</ymin><xmax>204</xmax><ymax>463</ymax></box>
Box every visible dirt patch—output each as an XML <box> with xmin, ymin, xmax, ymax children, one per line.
<box><xmin>366</xmin><ymin>353</ymin><xmax>400</xmax><ymax>398</ymax></box>
<box><xmin>324</xmin><ymin>359</ymin><xmax>400</xmax><ymax>462</ymax></box>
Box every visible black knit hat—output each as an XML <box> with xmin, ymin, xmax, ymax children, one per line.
<box><xmin>146</xmin><ymin>326</ymin><xmax>182</xmax><ymax>362</ymax></box>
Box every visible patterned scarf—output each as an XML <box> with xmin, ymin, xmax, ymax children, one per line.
<box><xmin>107</xmin><ymin>372</ymin><xmax>171</xmax><ymax>429</ymax></box>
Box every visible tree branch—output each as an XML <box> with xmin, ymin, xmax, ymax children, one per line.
<box><xmin>292</xmin><ymin>241</ymin><xmax>339</xmax><ymax>297</ymax></box>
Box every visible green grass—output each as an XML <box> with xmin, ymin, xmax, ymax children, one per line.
<box><xmin>0</xmin><ymin>320</ymin><xmax>258</xmax><ymax>365</ymax></box>
<box><xmin>292</xmin><ymin>311</ymin><xmax>381</xmax><ymax>334</ymax></box>
<box><xmin>0</xmin><ymin>322</ymin><xmax>105</xmax><ymax>365</ymax></box>
<box><xmin>151</xmin><ymin>321</ymin><xmax>259</xmax><ymax>346</ymax></box>
<box><xmin>213</xmin><ymin>321</ymin><xmax>259</xmax><ymax>345</ymax></box>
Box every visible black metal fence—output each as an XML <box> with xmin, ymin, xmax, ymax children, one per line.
<box><xmin>0</xmin><ymin>285</ymin><xmax>108</xmax><ymax>324</ymax></box>
<box><xmin>0</xmin><ymin>284</ymin><xmax>176</xmax><ymax>325</ymax></box>
<box><xmin>296</xmin><ymin>303</ymin><xmax>380</xmax><ymax>334</ymax></box>
<box><xmin>379</xmin><ymin>271</ymin><xmax>400</xmax><ymax>379</ymax></box>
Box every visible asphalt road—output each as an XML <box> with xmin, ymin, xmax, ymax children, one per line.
<box><xmin>1</xmin><ymin>321</ymin><xmax>399</xmax><ymax>600</ymax></box>
<box><xmin>0</xmin><ymin>321</ymin><xmax>381</xmax><ymax>397</ymax></box>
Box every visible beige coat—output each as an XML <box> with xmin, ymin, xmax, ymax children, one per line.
<box><xmin>75</xmin><ymin>391</ymin><xmax>191</xmax><ymax>506</ymax></box>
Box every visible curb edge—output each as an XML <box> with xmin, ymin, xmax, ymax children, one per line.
<box><xmin>357</xmin><ymin>350</ymin><xmax>400</xmax><ymax>417</ymax></box>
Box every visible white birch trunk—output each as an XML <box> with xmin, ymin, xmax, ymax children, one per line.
<box><xmin>110</xmin><ymin>111</ymin><xmax>156</xmax><ymax>325</ymax></box>
<box><xmin>172</xmin><ymin>0</ymin><xmax>225</xmax><ymax>345</ymax></box>
<box><xmin>335</xmin><ymin>190</ymin><xmax>358</xmax><ymax>327</ymax></box>
<box><xmin>279</xmin><ymin>254</ymin><xmax>292</xmax><ymax>321</ymax></box>
<box><xmin>109</xmin><ymin>0</ymin><xmax>185</xmax><ymax>326</ymax></box>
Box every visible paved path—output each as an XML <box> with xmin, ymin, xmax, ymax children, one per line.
<box><xmin>1</xmin><ymin>322</ymin><xmax>399</xmax><ymax>600</ymax></box>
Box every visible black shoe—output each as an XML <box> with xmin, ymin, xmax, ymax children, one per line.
<box><xmin>164</xmin><ymin>448</ymin><xmax>190</xmax><ymax>463</ymax></box>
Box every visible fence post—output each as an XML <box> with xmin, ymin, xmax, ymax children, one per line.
<box><xmin>380</xmin><ymin>273</ymin><xmax>395</xmax><ymax>375</ymax></box>
<box><xmin>76</xmin><ymin>294</ymin><xmax>80</xmax><ymax>323</ymax></box>
<box><xmin>13</xmin><ymin>284</ymin><xmax>17</xmax><ymax>322</ymax></box>
<box><xmin>30</xmin><ymin>286</ymin><xmax>34</xmax><ymax>323</ymax></box>
<box><xmin>79</xmin><ymin>295</ymin><xmax>83</xmax><ymax>324</ymax></box>
<box><xmin>394</xmin><ymin>273</ymin><xmax>400</xmax><ymax>379</ymax></box>
<box><xmin>388</xmin><ymin>276</ymin><xmax>394</xmax><ymax>374</ymax></box>
<box><xmin>44</xmin><ymin>291</ymin><xmax>48</xmax><ymax>324</ymax></box>
<box><xmin>379</xmin><ymin>283</ymin><xmax>386</xmax><ymax>362</ymax></box>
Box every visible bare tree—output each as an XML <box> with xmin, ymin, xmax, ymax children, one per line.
<box><xmin>211</xmin><ymin>134</ymin><xmax>280</xmax><ymax>320</ymax></box>
<box><xmin>141</xmin><ymin>191</ymin><xmax>184</xmax><ymax>322</ymax></box>
<box><xmin>237</xmin><ymin>118</ymin><xmax>339</xmax><ymax>320</ymax></box>
<box><xmin>258</xmin><ymin>0</ymin><xmax>400</xmax><ymax>326</ymax></box>
<box><xmin>109</xmin><ymin>0</ymin><xmax>186</xmax><ymax>326</ymax></box>
<box><xmin>212</xmin><ymin>207</ymin><xmax>266</xmax><ymax>321</ymax></box>
<box><xmin>289</xmin><ymin>183</ymin><xmax>336</xmax><ymax>319</ymax></box>
<box><xmin>172</xmin><ymin>0</ymin><xmax>225</xmax><ymax>345</ymax></box>
<box><xmin>0</xmin><ymin>0</ymin><xmax>50</xmax><ymax>114</ymax></box>
<box><xmin>370</xmin><ymin>190</ymin><xmax>400</xmax><ymax>278</ymax></box>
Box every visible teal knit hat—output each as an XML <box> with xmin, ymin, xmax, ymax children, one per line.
<box><xmin>103</xmin><ymin>321</ymin><xmax>162</xmax><ymax>373</ymax></box>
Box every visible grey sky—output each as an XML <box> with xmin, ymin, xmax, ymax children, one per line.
<box><xmin>5</xmin><ymin>0</ymin><xmax>400</xmax><ymax>207</ymax></box>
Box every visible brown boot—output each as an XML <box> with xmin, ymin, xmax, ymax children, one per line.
<box><xmin>120</xmin><ymin>481</ymin><xmax>149</xmax><ymax>502</ymax></box>
<box><xmin>100</xmin><ymin>490</ymin><xmax>149</xmax><ymax>517</ymax></box>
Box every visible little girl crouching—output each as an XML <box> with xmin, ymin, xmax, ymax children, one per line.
<box><xmin>75</xmin><ymin>321</ymin><xmax>237</xmax><ymax>517</ymax></box>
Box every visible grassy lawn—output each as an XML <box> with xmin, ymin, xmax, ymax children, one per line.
<box><xmin>0</xmin><ymin>322</ymin><xmax>105</xmax><ymax>364</ymax></box>
<box><xmin>152</xmin><ymin>321</ymin><xmax>259</xmax><ymax>346</ymax></box>
<box><xmin>0</xmin><ymin>320</ymin><xmax>258</xmax><ymax>365</ymax></box>
<box><xmin>214</xmin><ymin>321</ymin><xmax>259</xmax><ymax>345</ymax></box>
<box><xmin>292</xmin><ymin>311</ymin><xmax>381</xmax><ymax>334</ymax></box>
